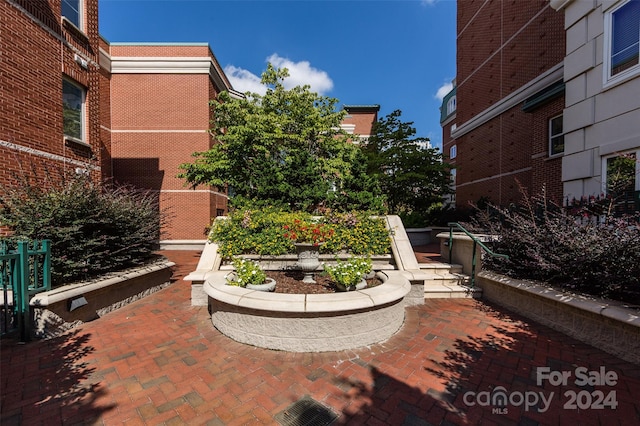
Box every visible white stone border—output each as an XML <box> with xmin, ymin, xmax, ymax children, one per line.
<box><xmin>205</xmin><ymin>270</ymin><xmax>410</xmax><ymax>352</ymax></box>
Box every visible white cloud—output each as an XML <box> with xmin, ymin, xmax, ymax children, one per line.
<box><xmin>224</xmin><ymin>65</ymin><xmax>267</xmax><ymax>95</ymax></box>
<box><xmin>266</xmin><ymin>54</ymin><xmax>334</xmax><ymax>95</ymax></box>
<box><xmin>224</xmin><ymin>54</ymin><xmax>334</xmax><ymax>96</ymax></box>
<box><xmin>435</xmin><ymin>81</ymin><xmax>453</xmax><ymax>101</ymax></box>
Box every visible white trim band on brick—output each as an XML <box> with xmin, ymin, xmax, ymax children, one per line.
<box><xmin>455</xmin><ymin>167</ymin><xmax>532</xmax><ymax>188</ymax></box>
<box><xmin>452</xmin><ymin>63</ymin><xmax>564</xmax><ymax>140</ymax></box>
<box><xmin>110</xmin><ymin>129</ymin><xmax>207</xmax><ymax>133</ymax></box>
<box><xmin>0</xmin><ymin>140</ymin><xmax>100</xmax><ymax>170</ymax></box>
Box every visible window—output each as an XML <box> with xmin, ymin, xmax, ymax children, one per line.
<box><xmin>549</xmin><ymin>115</ymin><xmax>564</xmax><ymax>156</ymax></box>
<box><xmin>449</xmin><ymin>145</ymin><xmax>457</xmax><ymax>159</ymax></box>
<box><xmin>450</xmin><ymin>168</ymin><xmax>457</xmax><ymax>185</ymax></box>
<box><xmin>605</xmin><ymin>0</ymin><xmax>640</xmax><ymax>84</ymax></box>
<box><xmin>62</xmin><ymin>0</ymin><xmax>82</xmax><ymax>29</ymax></box>
<box><xmin>603</xmin><ymin>151</ymin><xmax>639</xmax><ymax>215</ymax></box>
<box><xmin>447</xmin><ymin>95</ymin><xmax>457</xmax><ymax>115</ymax></box>
<box><xmin>63</xmin><ymin>79</ymin><xmax>85</xmax><ymax>143</ymax></box>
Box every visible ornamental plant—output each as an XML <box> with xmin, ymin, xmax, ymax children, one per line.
<box><xmin>0</xmin><ymin>170</ymin><xmax>165</xmax><ymax>285</ymax></box>
<box><xmin>472</xmin><ymin>185</ymin><xmax>640</xmax><ymax>304</ymax></box>
<box><xmin>227</xmin><ymin>257</ymin><xmax>267</xmax><ymax>287</ymax></box>
<box><xmin>324</xmin><ymin>257</ymin><xmax>372</xmax><ymax>288</ymax></box>
<box><xmin>283</xmin><ymin>219</ymin><xmax>335</xmax><ymax>246</ymax></box>
<box><xmin>210</xmin><ymin>208</ymin><xmax>391</xmax><ymax>258</ymax></box>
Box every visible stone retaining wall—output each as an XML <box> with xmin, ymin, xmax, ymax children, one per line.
<box><xmin>477</xmin><ymin>271</ymin><xmax>640</xmax><ymax>365</ymax></box>
<box><xmin>30</xmin><ymin>261</ymin><xmax>174</xmax><ymax>338</ymax></box>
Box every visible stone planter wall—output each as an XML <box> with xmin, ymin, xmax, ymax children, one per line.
<box><xmin>204</xmin><ymin>270</ymin><xmax>410</xmax><ymax>352</ymax></box>
<box><xmin>30</xmin><ymin>261</ymin><xmax>174</xmax><ymax>338</ymax></box>
<box><xmin>477</xmin><ymin>271</ymin><xmax>640</xmax><ymax>365</ymax></box>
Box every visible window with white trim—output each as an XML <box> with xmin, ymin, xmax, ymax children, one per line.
<box><xmin>63</xmin><ymin>79</ymin><xmax>86</xmax><ymax>143</ymax></box>
<box><xmin>549</xmin><ymin>115</ymin><xmax>564</xmax><ymax>156</ymax></box>
<box><xmin>447</xmin><ymin>95</ymin><xmax>457</xmax><ymax>115</ymax></box>
<box><xmin>62</xmin><ymin>0</ymin><xmax>82</xmax><ymax>29</ymax></box>
<box><xmin>604</xmin><ymin>0</ymin><xmax>640</xmax><ymax>84</ymax></box>
<box><xmin>449</xmin><ymin>144</ymin><xmax>457</xmax><ymax>159</ymax></box>
<box><xmin>603</xmin><ymin>151</ymin><xmax>639</xmax><ymax>214</ymax></box>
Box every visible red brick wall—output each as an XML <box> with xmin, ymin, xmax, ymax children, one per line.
<box><xmin>109</xmin><ymin>45</ymin><xmax>228</xmax><ymax>240</ymax></box>
<box><xmin>342</xmin><ymin>110</ymin><xmax>378</xmax><ymax>136</ymax></box>
<box><xmin>1</xmin><ymin>0</ymin><xmax>104</xmax><ymax>187</ymax></box>
<box><xmin>531</xmin><ymin>97</ymin><xmax>564</xmax><ymax>205</ymax></box>
<box><xmin>454</xmin><ymin>0</ymin><xmax>565</xmax><ymax>209</ymax></box>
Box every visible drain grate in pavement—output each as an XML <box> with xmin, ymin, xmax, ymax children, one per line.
<box><xmin>274</xmin><ymin>396</ymin><xmax>338</xmax><ymax>426</ymax></box>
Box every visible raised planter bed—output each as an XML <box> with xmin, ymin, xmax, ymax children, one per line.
<box><xmin>29</xmin><ymin>260</ymin><xmax>175</xmax><ymax>338</ymax></box>
<box><xmin>204</xmin><ymin>270</ymin><xmax>410</xmax><ymax>352</ymax></box>
<box><xmin>477</xmin><ymin>271</ymin><xmax>640</xmax><ymax>365</ymax></box>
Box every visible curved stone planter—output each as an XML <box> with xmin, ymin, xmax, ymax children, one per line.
<box><xmin>204</xmin><ymin>270</ymin><xmax>410</xmax><ymax>352</ymax></box>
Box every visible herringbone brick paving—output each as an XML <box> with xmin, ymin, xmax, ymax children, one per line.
<box><xmin>1</xmin><ymin>250</ymin><xmax>639</xmax><ymax>425</ymax></box>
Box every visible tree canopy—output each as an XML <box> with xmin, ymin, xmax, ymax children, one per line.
<box><xmin>179</xmin><ymin>65</ymin><xmax>383</xmax><ymax>212</ymax></box>
<box><xmin>363</xmin><ymin>109</ymin><xmax>450</xmax><ymax>216</ymax></box>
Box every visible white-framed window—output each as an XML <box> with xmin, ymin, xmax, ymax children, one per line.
<box><xmin>549</xmin><ymin>115</ymin><xmax>564</xmax><ymax>156</ymax></box>
<box><xmin>449</xmin><ymin>144</ymin><xmax>457</xmax><ymax>159</ymax></box>
<box><xmin>63</xmin><ymin>78</ymin><xmax>86</xmax><ymax>143</ymax></box>
<box><xmin>62</xmin><ymin>0</ymin><xmax>83</xmax><ymax>29</ymax></box>
<box><xmin>450</xmin><ymin>168</ymin><xmax>457</xmax><ymax>185</ymax></box>
<box><xmin>604</xmin><ymin>0</ymin><xmax>640</xmax><ymax>86</ymax></box>
<box><xmin>602</xmin><ymin>150</ymin><xmax>639</xmax><ymax>213</ymax></box>
<box><xmin>447</xmin><ymin>95</ymin><xmax>457</xmax><ymax>115</ymax></box>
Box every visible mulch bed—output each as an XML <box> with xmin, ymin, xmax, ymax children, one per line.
<box><xmin>266</xmin><ymin>270</ymin><xmax>381</xmax><ymax>294</ymax></box>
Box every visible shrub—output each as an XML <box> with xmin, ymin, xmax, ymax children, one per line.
<box><xmin>210</xmin><ymin>208</ymin><xmax>391</xmax><ymax>259</ymax></box>
<box><xmin>0</xmin><ymin>173</ymin><xmax>166</xmax><ymax>285</ymax></box>
<box><xmin>472</xmin><ymin>189</ymin><xmax>640</xmax><ymax>304</ymax></box>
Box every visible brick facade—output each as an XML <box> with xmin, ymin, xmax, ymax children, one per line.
<box><xmin>2</xmin><ymin>4</ymin><xmax>377</xmax><ymax>243</ymax></box>
<box><xmin>447</xmin><ymin>0</ymin><xmax>566</xmax><ymax>209</ymax></box>
<box><xmin>341</xmin><ymin>105</ymin><xmax>380</xmax><ymax>140</ymax></box>
<box><xmin>105</xmin><ymin>44</ymin><xmax>232</xmax><ymax>242</ymax></box>
<box><xmin>1</xmin><ymin>0</ymin><xmax>104</xmax><ymax>187</ymax></box>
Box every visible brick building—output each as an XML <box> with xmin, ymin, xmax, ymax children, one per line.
<box><xmin>1</xmin><ymin>0</ymin><xmax>106</xmax><ymax>185</ymax></box>
<box><xmin>341</xmin><ymin>105</ymin><xmax>380</xmax><ymax>142</ymax></box>
<box><xmin>1</xmin><ymin>1</ymin><xmax>379</xmax><ymax>246</ymax></box>
<box><xmin>442</xmin><ymin>0</ymin><xmax>566</xmax><ymax>210</ymax></box>
<box><xmin>101</xmin><ymin>43</ymin><xmax>237</xmax><ymax>247</ymax></box>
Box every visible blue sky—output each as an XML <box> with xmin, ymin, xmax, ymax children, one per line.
<box><xmin>99</xmin><ymin>0</ymin><xmax>456</xmax><ymax>150</ymax></box>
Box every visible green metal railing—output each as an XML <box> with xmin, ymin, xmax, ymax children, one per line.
<box><xmin>1</xmin><ymin>240</ymin><xmax>51</xmax><ymax>341</ymax></box>
<box><xmin>447</xmin><ymin>223</ymin><xmax>508</xmax><ymax>287</ymax></box>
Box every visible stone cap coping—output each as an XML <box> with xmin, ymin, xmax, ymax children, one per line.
<box><xmin>204</xmin><ymin>270</ymin><xmax>410</xmax><ymax>313</ymax></box>
<box><xmin>30</xmin><ymin>261</ymin><xmax>175</xmax><ymax>307</ymax></box>
<box><xmin>478</xmin><ymin>271</ymin><xmax>640</xmax><ymax>328</ymax></box>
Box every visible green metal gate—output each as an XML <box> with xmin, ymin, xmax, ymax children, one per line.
<box><xmin>0</xmin><ymin>240</ymin><xmax>51</xmax><ymax>341</ymax></box>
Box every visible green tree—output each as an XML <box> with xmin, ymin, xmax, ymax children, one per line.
<box><xmin>363</xmin><ymin>110</ymin><xmax>450</xmax><ymax>216</ymax></box>
<box><xmin>179</xmin><ymin>65</ymin><xmax>383</xmax><ymax>212</ymax></box>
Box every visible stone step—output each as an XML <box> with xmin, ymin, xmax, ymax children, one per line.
<box><xmin>419</xmin><ymin>262</ymin><xmax>463</xmax><ymax>274</ymax></box>
<box><xmin>424</xmin><ymin>281</ymin><xmax>482</xmax><ymax>299</ymax></box>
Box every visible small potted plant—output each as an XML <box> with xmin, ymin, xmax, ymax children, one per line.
<box><xmin>225</xmin><ymin>257</ymin><xmax>276</xmax><ymax>292</ymax></box>
<box><xmin>324</xmin><ymin>257</ymin><xmax>372</xmax><ymax>291</ymax></box>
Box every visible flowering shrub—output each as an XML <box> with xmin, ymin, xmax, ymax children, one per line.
<box><xmin>283</xmin><ymin>219</ymin><xmax>335</xmax><ymax>245</ymax></box>
<box><xmin>324</xmin><ymin>257</ymin><xmax>372</xmax><ymax>288</ymax></box>
<box><xmin>210</xmin><ymin>208</ymin><xmax>391</xmax><ymax>258</ymax></box>
<box><xmin>226</xmin><ymin>257</ymin><xmax>267</xmax><ymax>287</ymax></box>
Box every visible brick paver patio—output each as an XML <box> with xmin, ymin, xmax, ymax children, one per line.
<box><xmin>1</xmin><ymin>250</ymin><xmax>639</xmax><ymax>425</ymax></box>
